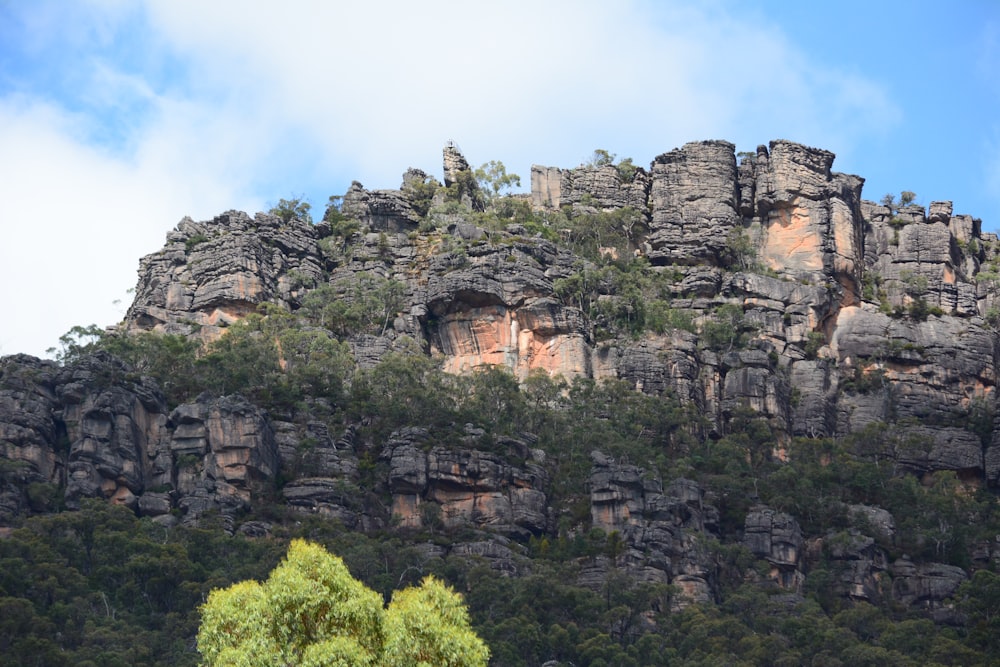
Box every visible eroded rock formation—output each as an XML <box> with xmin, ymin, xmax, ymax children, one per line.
<box><xmin>3</xmin><ymin>138</ymin><xmax>999</xmax><ymax>622</ymax></box>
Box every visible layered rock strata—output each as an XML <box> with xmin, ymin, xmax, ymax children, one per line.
<box><xmin>3</xmin><ymin>137</ymin><xmax>998</xmax><ymax>619</ymax></box>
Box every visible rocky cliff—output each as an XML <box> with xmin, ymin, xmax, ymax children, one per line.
<box><xmin>3</xmin><ymin>139</ymin><xmax>999</xmax><ymax>625</ymax></box>
<box><xmin>123</xmin><ymin>139</ymin><xmax>996</xmax><ymax>466</ymax></box>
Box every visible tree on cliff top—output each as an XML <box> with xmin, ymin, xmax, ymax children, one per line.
<box><xmin>269</xmin><ymin>196</ymin><xmax>313</xmax><ymax>224</ymax></box>
<box><xmin>197</xmin><ymin>539</ymin><xmax>490</xmax><ymax>667</ymax></box>
<box><xmin>880</xmin><ymin>191</ymin><xmax>917</xmax><ymax>213</ymax></box>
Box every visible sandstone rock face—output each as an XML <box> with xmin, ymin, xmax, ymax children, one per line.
<box><xmin>832</xmin><ymin>306</ymin><xmax>996</xmax><ymax>476</ymax></box>
<box><xmin>443</xmin><ymin>142</ymin><xmax>472</xmax><ymax>188</ymax></box>
<box><xmin>342</xmin><ymin>181</ymin><xmax>422</xmax><ymax>233</ymax></box>
<box><xmin>752</xmin><ymin>140</ymin><xmax>865</xmax><ymax>297</ymax></box>
<box><xmin>119</xmin><ymin>141</ymin><xmax>992</xmax><ymax>465</ymax></box>
<box><xmin>9</xmin><ymin>137</ymin><xmax>1000</xmax><ymax>622</ymax></box>
<box><xmin>171</xmin><ymin>395</ymin><xmax>279</xmax><ymax>526</ymax></box>
<box><xmin>384</xmin><ymin>428</ymin><xmax>550</xmax><ymax>538</ymax></box>
<box><xmin>814</xmin><ymin>529</ymin><xmax>890</xmax><ymax>603</ymax></box>
<box><xmin>282</xmin><ymin>478</ymin><xmax>369</xmax><ymax>529</ymax></box>
<box><xmin>559</xmin><ymin>164</ymin><xmax>650</xmax><ymax>212</ymax></box>
<box><xmin>863</xmin><ymin>199</ymin><xmax>981</xmax><ymax>317</ymax></box>
<box><xmin>119</xmin><ymin>141</ymin><xmax>994</xmax><ymax>473</ymax></box>
<box><xmin>849</xmin><ymin>503</ymin><xmax>896</xmax><ymax>541</ymax></box>
<box><xmin>59</xmin><ymin>354</ymin><xmax>169</xmax><ymax>509</ymax></box>
<box><xmin>646</xmin><ymin>140</ymin><xmax>740</xmax><ymax>266</ymax></box>
<box><xmin>530</xmin><ymin>165</ymin><xmax>562</xmax><ymax>209</ymax></box>
<box><xmin>0</xmin><ymin>353</ymin><xmax>280</xmax><ymax>529</ymax></box>
<box><xmin>589</xmin><ymin>453</ymin><xmax>719</xmax><ymax>607</ymax></box>
<box><xmin>0</xmin><ymin>355</ymin><xmax>64</xmax><ymax>520</ymax></box>
<box><xmin>126</xmin><ymin>210</ymin><xmax>326</xmax><ymax>342</ymax></box>
<box><xmin>744</xmin><ymin>507</ymin><xmax>804</xmax><ymax>589</ymax></box>
<box><xmin>112</xmin><ymin>139</ymin><xmax>1000</xmax><ymax>487</ymax></box>
<box><xmin>891</xmin><ymin>558</ymin><xmax>967</xmax><ymax>623</ymax></box>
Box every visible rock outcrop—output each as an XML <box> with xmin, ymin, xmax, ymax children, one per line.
<box><xmin>0</xmin><ymin>353</ymin><xmax>280</xmax><ymax>530</ymax></box>
<box><xmin>342</xmin><ymin>181</ymin><xmax>422</xmax><ymax>233</ymax></box>
<box><xmin>0</xmin><ymin>355</ymin><xmax>64</xmax><ymax>521</ymax></box>
<box><xmin>646</xmin><ymin>140</ymin><xmax>742</xmax><ymax>266</ymax></box>
<box><xmin>589</xmin><ymin>452</ymin><xmax>719</xmax><ymax>607</ymax></box>
<box><xmin>4</xmin><ymin>138</ymin><xmax>999</xmax><ymax>624</ymax></box>
<box><xmin>168</xmin><ymin>395</ymin><xmax>279</xmax><ymax>526</ymax></box>
<box><xmin>384</xmin><ymin>427</ymin><xmax>550</xmax><ymax>539</ymax></box>
<box><xmin>125</xmin><ymin>210</ymin><xmax>327</xmax><ymax>343</ymax></box>
<box><xmin>110</xmin><ymin>137</ymin><xmax>998</xmax><ymax>501</ymax></box>
<box><xmin>118</xmin><ymin>141</ymin><xmax>992</xmax><ymax>462</ymax></box>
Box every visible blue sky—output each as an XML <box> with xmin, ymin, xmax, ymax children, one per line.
<box><xmin>0</xmin><ymin>0</ymin><xmax>997</xmax><ymax>358</ymax></box>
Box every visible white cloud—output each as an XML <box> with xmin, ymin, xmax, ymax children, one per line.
<box><xmin>139</xmin><ymin>0</ymin><xmax>898</xmax><ymax>182</ymax></box>
<box><xmin>0</xmin><ymin>96</ymin><xmax>264</xmax><ymax>357</ymax></box>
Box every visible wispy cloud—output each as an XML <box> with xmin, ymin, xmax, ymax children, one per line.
<box><xmin>0</xmin><ymin>94</ymin><xmax>264</xmax><ymax>357</ymax></box>
<box><xmin>142</xmin><ymin>0</ymin><xmax>901</xmax><ymax>182</ymax></box>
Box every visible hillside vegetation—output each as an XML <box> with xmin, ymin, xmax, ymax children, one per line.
<box><xmin>4</xmin><ymin>140</ymin><xmax>1000</xmax><ymax>665</ymax></box>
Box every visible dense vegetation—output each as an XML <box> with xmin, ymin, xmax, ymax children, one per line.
<box><xmin>5</xmin><ymin>163</ymin><xmax>1000</xmax><ymax>665</ymax></box>
<box><xmin>10</xmin><ymin>318</ymin><xmax>1000</xmax><ymax>665</ymax></box>
<box><xmin>3</xmin><ymin>491</ymin><xmax>1000</xmax><ymax>666</ymax></box>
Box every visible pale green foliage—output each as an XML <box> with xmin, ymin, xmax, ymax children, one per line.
<box><xmin>198</xmin><ymin>539</ymin><xmax>489</xmax><ymax>667</ymax></box>
<box><xmin>47</xmin><ymin>323</ymin><xmax>106</xmax><ymax>361</ymax></box>
<box><xmin>384</xmin><ymin>576</ymin><xmax>492</xmax><ymax>667</ymax></box>
<box><xmin>615</xmin><ymin>156</ymin><xmax>638</xmax><ymax>183</ymax></box>
<box><xmin>473</xmin><ymin>160</ymin><xmax>520</xmax><ymax>199</ymax></box>
<box><xmin>724</xmin><ymin>227</ymin><xmax>757</xmax><ymax>270</ymax></box>
<box><xmin>198</xmin><ymin>540</ymin><xmax>384</xmax><ymax>666</ymax></box>
<box><xmin>401</xmin><ymin>174</ymin><xmax>442</xmax><ymax>219</ymax></box>
<box><xmin>587</xmin><ymin>148</ymin><xmax>616</xmax><ymax>167</ymax></box>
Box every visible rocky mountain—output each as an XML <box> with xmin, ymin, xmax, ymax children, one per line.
<box><xmin>4</xmin><ymin>139</ymin><xmax>1000</xmax><ymax>665</ymax></box>
<box><xmin>121</xmin><ymin>139</ymin><xmax>998</xmax><ymax>471</ymax></box>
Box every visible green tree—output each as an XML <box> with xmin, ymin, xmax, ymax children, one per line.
<box><xmin>270</xmin><ymin>196</ymin><xmax>313</xmax><ymax>224</ymax></box>
<box><xmin>587</xmin><ymin>149</ymin><xmax>616</xmax><ymax>167</ymax></box>
<box><xmin>350</xmin><ymin>352</ymin><xmax>458</xmax><ymax>438</ymax></box>
<box><xmin>299</xmin><ymin>274</ymin><xmax>405</xmax><ymax>338</ymax></box>
<box><xmin>456</xmin><ymin>365</ymin><xmax>525</xmax><ymax>435</ymax></box>
<box><xmin>197</xmin><ymin>313</ymin><xmax>283</xmax><ymax>402</ymax></box>
<box><xmin>99</xmin><ymin>331</ymin><xmax>203</xmax><ymax>406</ymax></box>
<box><xmin>47</xmin><ymin>323</ymin><xmax>106</xmax><ymax>362</ymax></box>
<box><xmin>724</xmin><ymin>227</ymin><xmax>757</xmax><ymax>270</ymax></box>
<box><xmin>197</xmin><ymin>539</ymin><xmax>488</xmax><ymax>667</ymax></box>
<box><xmin>401</xmin><ymin>173</ymin><xmax>441</xmax><ymax>219</ymax></box>
<box><xmin>585</xmin><ymin>150</ymin><xmax>639</xmax><ymax>182</ymax></box>
<box><xmin>701</xmin><ymin>303</ymin><xmax>752</xmax><ymax>353</ymax></box>
<box><xmin>383</xmin><ymin>575</ymin><xmax>491</xmax><ymax>667</ymax></box>
<box><xmin>323</xmin><ymin>195</ymin><xmax>345</xmax><ymax>222</ymax></box>
<box><xmin>615</xmin><ymin>157</ymin><xmax>638</xmax><ymax>183</ymax></box>
<box><xmin>473</xmin><ymin>161</ymin><xmax>521</xmax><ymax>204</ymax></box>
<box><xmin>880</xmin><ymin>191</ymin><xmax>917</xmax><ymax>214</ymax></box>
<box><xmin>277</xmin><ymin>327</ymin><xmax>355</xmax><ymax>403</ymax></box>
